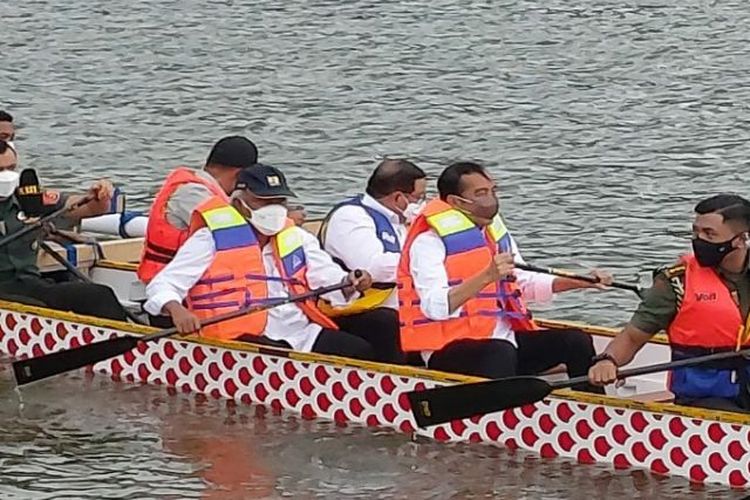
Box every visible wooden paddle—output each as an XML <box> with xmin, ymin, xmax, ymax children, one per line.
<box><xmin>515</xmin><ymin>262</ymin><xmax>643</xmax><ymax>297</ymax></box>
<box><xmin>12</xmin><ymin>280</ymin><xmax>353</xmax><ymax>386</ymax></box>
<box><xmin>0</xmin><ymin>194</ymin><xmax>96</xmax><ymax>249</ymax></box>
<box><xmin>407</xmin><ymin>347</ymin><xmax>750</xmax><ymax>428</ymax></box>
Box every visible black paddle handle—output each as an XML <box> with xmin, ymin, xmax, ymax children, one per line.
<box><xmin>514</xmin><ymin>262</ymin><xmax>642</xmax><ymax>295</ymax></box>
<box><xmin>0</xmin><ymin>194</ymin><xmax>96</xmax><ymax>248</ymax></box>
<box><xmin>554</xmin><ymin>346</ymin><xmax>750</xmax><ymax>390</ymax></box>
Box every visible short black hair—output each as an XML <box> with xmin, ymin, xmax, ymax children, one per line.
<box><xmin>695</xmin><ymin>194</ymin><xmax>750</xmax><ymax>231</ymax></box>
<box><xmin>437</xmin><ymin>161</ymin><xmax>490</xmax><ymax>200</ymax></box>
<box><xmin>0</xmin><ymin>111</ymin><xmax>12</xmax><ymax>123</ymax></box>
<box><xmin>365</xmin><ymin>159</ymin><xmax>426</xmax><ymax>198</ymax></box>
<box><xmin>206</xmin><ymin>136</ymin><xmax>258</xmax><ymax>169</ymax></box>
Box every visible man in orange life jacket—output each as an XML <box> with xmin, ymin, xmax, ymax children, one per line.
<box><xmin>138</xmin><ymin>136</ymin><xmax>259</xmax><ymax>285</ymax></box>
<box><xmin>398</xmin><ymin>161</ymin><xmax>612</xmax><ymax>388</ymax></box>
<box><xmin>143</xmin><ymin>164</ymin><xmax>381</xmax><ymax>360</ymax></box>
<box><xmin>590</xmin><ymin>195</ymin><xmax>750</xmax><ymax>413</ymax></box>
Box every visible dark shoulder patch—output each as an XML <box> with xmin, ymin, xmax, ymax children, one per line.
<box><xmin>653</xmin><ymin>262</ymin><xmax>686</xmax><ymax>309</ymax></box>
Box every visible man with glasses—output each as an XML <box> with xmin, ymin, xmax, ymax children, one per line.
<box><xmin>319</xmin><ymin>159</ymin><xmax>427</xmax><ymax>364</ymax></box>
<box><xmin>398</xmin><ymin>161</ymin><xmax>611</xmax><ymax>388</ymax></box>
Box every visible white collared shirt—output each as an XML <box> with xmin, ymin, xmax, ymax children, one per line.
<box><xmin>409</xmin><ymin>229</ymin><xmax>555</xmax><ymax>361</ymax></box>
<box><xmin>323</xmin><ymin>193</ymin><xmax>407</xmax><ymax>310</ymax></box>
<box><xmin>144</xmin><ymin>226</ymin><xmax>351</xmax><ymax>352</ymax></box>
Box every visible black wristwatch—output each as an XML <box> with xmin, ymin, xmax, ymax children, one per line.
<box><xmin>591</xmin><ymin>352</ymin><xmax>618</xmax><ymax>366</ymax></box>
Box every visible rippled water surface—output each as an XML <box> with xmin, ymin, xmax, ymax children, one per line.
<box><xmin>3</xmin><ymin>0</ymin><xmax>750</xmax><ymax>497</ymax></box>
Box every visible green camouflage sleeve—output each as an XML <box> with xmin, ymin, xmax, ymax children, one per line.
<box><xmin>628</xmin><ymin>267</ymin><xmax>682</xmax><ymax>335</ymax></box>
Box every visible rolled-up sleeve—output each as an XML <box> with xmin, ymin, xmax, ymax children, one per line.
<box><xmin>409</xmin><ymin>232</ymin><xmax>462</xmax><ymax>320</ymax></box>
<box><xmin>144</xmin><ymin>228</ymin><xmax>215</xmax><ymax>315</ymax></box>
<box><xmin>299</xmin><ymin>228</ymin><xmax>352</xmax><ymax>306</ymax></box>
<box><xmin>508</xmin><ymin>235</ymin><xmax>555</xmax><ymax>304</ymax></box>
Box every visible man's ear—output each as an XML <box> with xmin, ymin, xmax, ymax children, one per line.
<box><xmin>230</xmin><ymin>194</ymin><xmax>250</xmax><ymax>218</ymax></box>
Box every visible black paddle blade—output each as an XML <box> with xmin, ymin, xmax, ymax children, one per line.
<box><xmin>12</xmin><ymin>336</ymin><xmax>140</xmax><ymax>386</ymax></box>
<box><xmin>407</xmin><ymin>376</ymin><xmax>553</xmax><ymax>428</ymax></box>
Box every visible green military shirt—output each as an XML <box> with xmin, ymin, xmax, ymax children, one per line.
<box><xmin>630</xmin><ymin>261</ymin><xmax>750</xmax><ymax>335</ymax></box>
<box><xmin>0</xmin><ymin>194</ymin><xmax>67</xmax><ymax>284</ymax></box>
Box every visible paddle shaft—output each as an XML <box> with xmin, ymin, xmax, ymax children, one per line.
<box><xmin>0</xmin><ymin>194</ymin><xmax>96</xmax><ymax>249</ymax></box>
<box><xmin>38</xmin><ymin>240</ymin><xmax>146</xmax><ymax>325</ymax></box>
<box><xmin>553</xmin><ymin>346</ymin><xmax>750</xmax><ymax>391</ymax></box>
<box><xmin>515</xmin><ymin>262</ymin><xmax>642</xmax><ymax>295</ymax></box>
<box><xmin>141</xmin><ymin>281</ymin><xmax>350</xmax><ymax>344</ymax></box>
<box><xmin>11</xmin><ymin>280</ymin><xmax>354</xmax><ymax>386</ymax></box>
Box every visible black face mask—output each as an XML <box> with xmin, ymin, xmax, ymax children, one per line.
<box><xmin>692</xmin><ymin>235</ymin><xmax>740</xmax><ymax>268</ymax></box>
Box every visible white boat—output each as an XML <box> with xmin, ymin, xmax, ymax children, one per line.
<box><xmin>0</xmin><ymin>233</ymin><xmax>745</xmax><ymax>489</ymax></box>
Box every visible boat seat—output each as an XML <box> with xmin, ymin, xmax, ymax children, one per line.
<box><xmin>630</xmin><ymin>390</ymin><xmax>675</xmax><ymax>403</ymax></box>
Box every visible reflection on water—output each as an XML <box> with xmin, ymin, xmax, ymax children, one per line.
<box><xmin>0</xmin><ymin>366</ymin><xmax>746</xmax><ymax>499</ymax></box>
<box><xmin>3</xmin><ymin>0</ymin><xmax>750</xmax><ymax>496</ymax></box>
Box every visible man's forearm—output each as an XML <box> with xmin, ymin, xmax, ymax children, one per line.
<box><xmin>603</xmin><ymin>324</ymin><xmax>653</xmax><ymax>366</ymax></box>
<box><xmin>551</xmin><ymin>276</ymin><xmax>589</xmax><ymax>293</ymax></box>
<box><xmin>65</xmin><ymin>194</ymin><xmax>109</xmax><ymax>220</ymax></box>
<box><xmin>447</xmin><ymin>271</ymin><xmax>491</xmax><ymax>314</ymax></box>
<box><xmin>162</xmin><ymin>300</ymin><xmax>186</xmax><ymax>316</ymax></box>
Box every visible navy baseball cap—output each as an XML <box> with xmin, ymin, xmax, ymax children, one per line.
<box><xmin>206</xmin><ymin>136</ymin><xmax>258</xmax><ymax>169</ymax></box>
<box><xmin>236</xmin><ymin>163</ymin><xmax>296</xmax><ymax>198</ymax></box>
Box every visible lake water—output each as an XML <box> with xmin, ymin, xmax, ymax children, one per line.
<box><xmin>2</xmin><ymin>0</ymin><xmax>750</xmax><ymax>497</ymax></box>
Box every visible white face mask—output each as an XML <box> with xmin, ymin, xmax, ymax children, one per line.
<box><xmin>248</xmin><ymin>203</ymin><xmax>288</xmax><ymax>236</ymax></box>
<box><xmin>403</xmin><ymin>199</ymin><xmax>427</xmax><ymax>224</ymax></box>
<box><xmin>0</xmin><ymin>170</ymin><xmax>20</xmax><ymax>199</ymax></box>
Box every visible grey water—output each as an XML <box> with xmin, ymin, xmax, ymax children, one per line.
<box><xmin>2</xmin><ymin>0</ymin><xmax>750</xmax><ymax>497</ymax></box>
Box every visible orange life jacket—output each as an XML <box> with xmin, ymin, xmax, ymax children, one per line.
<box><xmin>668</xmin><ymin>254</ymin><xmax>748</xmax><ymax>350</ymax></box>
<box><xmin>185</xmin><ymin>197</ymin><xmax>268</xmax><ymax>341</ymax></box>
<box><xmin>138</xmin><ymin>167</ymin><xmax>229</xmax><ymax>283</ymax></box>
<box><xmin>272</xmin><ymin>220</ymin><xmax>339</xmax><ymax>330</ymax></box>
<box><xmin>666</xmin><ymin>254</ymin><xmax>750</xmax><ymax>399</ymax></box>
<box><xmin>398</xmin><ymin>199</ymin><xmax>535</xmax><ymax>352</ymax></box>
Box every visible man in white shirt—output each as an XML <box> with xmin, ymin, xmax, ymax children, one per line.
<box><xmin>398</xmin><ymin>161</ymin><xmax>612</xmax><ymax>391</ymax></box>
<box><xmin>144</xmin><ymin>164</ymin><xmax>379</xmax><ymax>360</ymax></box>
<box><xmin>320</xmin><ymin>159</ymin><xmax>427</xmax><ymax>364</ymax></box>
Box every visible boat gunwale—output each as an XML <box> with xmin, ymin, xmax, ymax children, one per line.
<box><xmin>0</xmin><ymin>299</ymin><xmax>746</xmax><ymax>425</ymax></box>
<box><xmin>95</xmin><ymin>259</ymin><xmax>139</xmax><ymax>271</ymax></box>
